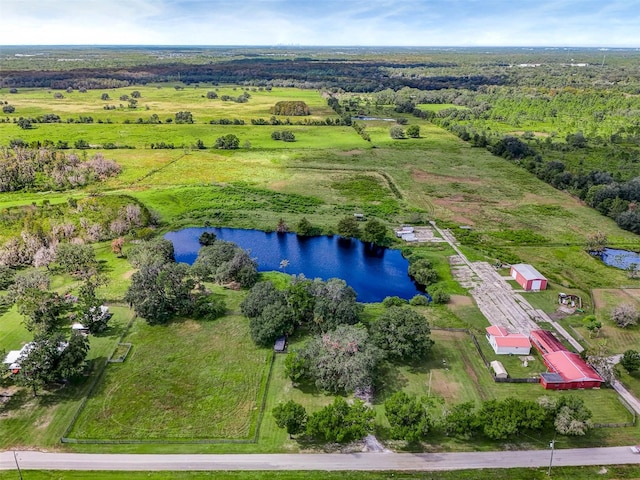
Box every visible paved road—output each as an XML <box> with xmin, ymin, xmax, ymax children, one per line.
<box><xmin>1</xmin><ymin>447</ymin><xmax>639</xmax><ymax>472</ymax></box>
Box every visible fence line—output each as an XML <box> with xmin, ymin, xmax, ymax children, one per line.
<box><xmin>617</xmin><ymin>395</ymin><xmax>637</xmax><ymax>425</ymax></box>
<box><xmin>62</xmin><ymin>330</ymin><xmax>277</xmax><ymax>445</ymax></box>
<box><xmin>60</xmin><ymin>310</ymin><xmax>136</xmax><ymax>441</ymax></box>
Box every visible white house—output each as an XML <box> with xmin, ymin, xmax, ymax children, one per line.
<box><xmin>486</xmin><ymin>325</ymin><xmax>531</xmax><ymax>355</ymax></box>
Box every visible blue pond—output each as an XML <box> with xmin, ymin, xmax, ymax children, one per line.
<box><xmin>164</xmin><ymin>227</ymin><xmax>423</xmax><ymax>303</ymax></box>
<box><xmin>598</xmin><ymin>248</ymin><xmax>640</xmax><ymax>270</ymax></box>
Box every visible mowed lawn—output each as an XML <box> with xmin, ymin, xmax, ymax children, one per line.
<box><xmin>68</xmin><ymin>312</ymin><xmax>271</xmax><ymax>440</ymax></box>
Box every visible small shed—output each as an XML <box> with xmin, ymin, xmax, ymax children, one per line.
<box><xmin>395</xmin><ymin>225</ymin><xmax>414</xmax><ymax>238</ymax></box>
<box><xmin>510</xmin><ymin>264</ymin><xmax>547</xmax><ymax>291</ymax></box>
<box><xmin>2</xmin><ymin>343</ymin><xmax>35</xmax><ymax>373</ymax></box>
<box><xmin>490</xmin><ymin>360</ymin><xmax>508</xmax><ymax>379</ymax></box>
<box><xmin>274</xmin><ymin>336</ymin><xmax>287</xmax><ymax>353</ymax></box>
<box><xmin>72</xmin><ymin>323</ymin><xmax>90</xmax><ymax>335</ymax></box>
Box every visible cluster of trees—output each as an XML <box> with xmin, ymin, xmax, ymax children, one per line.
<box><xmin>273</xmin><ymin>397</ymin><xmax>374</xmax><ymax>442</ymax></box>
<box><xmin>219</xmin><ymin>92</ymin><xmax>251</xmax><ymax>103</ymax></box>
<box><xmin>0</xmin><ymin>199</ymin><xmax>151</xmax><ymax>268</ymax></box>
<box><xmin>285</xmin><ymin>305</ymin><xmax>434</xmax><ymax>395</ymax></box>
<box><xmin>271</xmin><ymin>130</ymin><xmax>296</xmax><ymax>142</ymax></box>
<box><xmin>273</xmin><ymin>392</ymin><xmax>593</xmax><ymax>445</ymax></box>
<box><xmin>214</xmin><ymin>134</ymin><xmax>240</xmax><ymax>149</ymax></box>
<box><xmin>351</xmin><ymin>122</ymin><xmax>370</xmax><ymax>141</ymax></box>
<box><xmin>621</xmin><ymin>349</ymin><xmax>640</xmax><ymax>373</ymax></box>
<box><xmin>390</xmin><ymin>125</ymin><xmax>420</xmax><ymax>139</ymax></box>
<box><xmin>443</xmin><ymin>395</ymin><xmax>593</xmax><ymax>440</ymax></box>
<box><xmin>270</xmin><ymin>101</ymin><xmax>310</xmax><ymax>116</ymax></box>
<box><xmin>1</xmin><ymin>57</ymin><xmax>506</xmax><ymax>93</ymax></box>
<box><xmin>174</xmin><ymin>111</ymin><xmax>194</xmax><ymax>124</ymax></box>
<box><xmin>1</xmin><ymin>268</ymin><xmax>111</xmax><ymax>396</ymax></box>
<box><xmin>336</xmin><ymin>216</ymin><xmax>392</xmax><ymax>247</ymax></box>
<box><xmin>209</xmin><ymin>118</ymin><xmax>245</xmax><ymax>125</ymax></box>
<box><xmin>241</xmin><ymin>277</ymin><xmax>363</xmax><ymax>347</ymax></box>
<box><xmin>0</xmin><ymin>147</ymin><xmax>121</xmax><ymax>192</ymax></box>
<box><xmin>125</xmin><ymin>237</ymin><xmax>258</xmax><ymax>324</ymax></box>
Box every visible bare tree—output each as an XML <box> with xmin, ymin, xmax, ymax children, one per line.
<box><xmin>610</xmin><ymin>303</ymin><xmax>639</xmax><ymax>328</ymax></box>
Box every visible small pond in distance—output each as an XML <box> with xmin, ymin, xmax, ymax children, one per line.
<box><xmin>164</xmin><ymin>227</ymin><xmax>423</xmax><ymax>303</ymax></box>
<box><xmin>598</xmin><ymin>248</ymin><xmax>640</xmax><ymax>270</ymax></box>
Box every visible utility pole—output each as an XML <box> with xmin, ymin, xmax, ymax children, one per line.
<box><xmin>547</xmin><ymin>438</ymin><xmax>556</xmax><ymax>476</ymax></box>
<box><xmin>14</xmin><ymin>451</ymin><xmax>23</xmax><ymax>480</ymax></box>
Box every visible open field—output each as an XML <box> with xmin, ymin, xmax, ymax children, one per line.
<box><xmin>0</xmin><ymin>86</ymin><xmax>337</xmax><ymax>123</ymax></box>
<box><xmin>3</xmin><ymin>466</ymin><xmax>640</xmax><ymax>480</ymax></box>
<box><xmin>2</xmin><ymin>80</ymin><xmax>640</xmax><ymax>453</ymax></box>
<box><xmin>68</xmin><ymin>291</ymin><xmax>270</xmax><ymax>441</ymax></box>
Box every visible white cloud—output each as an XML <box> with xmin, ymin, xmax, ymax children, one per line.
<box><xmin>0</xmin><ymin>0</ymin><xmax>638</xmax><ymax>46</ymax></box>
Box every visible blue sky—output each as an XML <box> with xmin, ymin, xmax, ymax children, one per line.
<box><xmin>1</xmin><ymin>0</ymin><xmax>639</xmax><ymax>47</ymax></box>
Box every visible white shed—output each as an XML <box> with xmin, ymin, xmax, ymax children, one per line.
<box><xmin>490</xmin><ymin>360</ymin><xmax>508</xmax><ymax>379</ymax></box>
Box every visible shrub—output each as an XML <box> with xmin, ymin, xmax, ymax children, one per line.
<box><xmin>409</xmin><ymin>294</ymin><xmax>430</xmax><ymax>306</ymax></box>
<box><xmin>382</xmin><ymin>296</ymin><xmax>408</xmax><ymax>308</ymax></box>
<box><xmin>430</xmin><ymin>288</ymin><xmax>450</xmax><ymax>305</ymax></box>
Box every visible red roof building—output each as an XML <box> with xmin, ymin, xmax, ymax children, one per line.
<box><xmin>530</xmin><ymin>329</ymin><xmax>566</xmax><ymax>354</ymax></box>
<box><xmin>510</xmin><ymin>264</ymin><xmax>548</xmax><ymax>291</ymax></box>
<box><xmin>530</xmin><ymin>330</ymin><xmax>603</xmax><ymax>390</ymax></box>
<box><xmin>486</xmin><ymin>326</ymin><xmax>531</xmax><ymax>355</ymax></box>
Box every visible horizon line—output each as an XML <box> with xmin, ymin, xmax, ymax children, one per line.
<box><xmin>2</xmin><ymin>44</ymin><xmax>640</xmax><ymax>50</ymax></box>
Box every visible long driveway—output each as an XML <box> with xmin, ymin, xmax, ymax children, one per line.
<box><xmin>1</xmin><ymin>448</ymin><xmax>639</xmax><ymax>472</ymax></box>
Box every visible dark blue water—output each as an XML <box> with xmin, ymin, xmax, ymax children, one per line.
<box><xmin>599</xmin><ymin>248</ymin><xmax>640</xmax><ymax>270</ymax></box>
<box><xmin>164</xmin><ymin>227</ymin><xmax>423</xmax><ymax>303</ymax></box>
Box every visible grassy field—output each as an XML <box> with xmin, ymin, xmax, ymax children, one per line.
<box><xmin>3</xmin><ymin>466</ymin><xmax>640</xmax><ymax>480</ymax></box>
<box><xmin>67</xmin><ymin>290</ymin><xmax>271</xmax><ymax>441</ymax></box>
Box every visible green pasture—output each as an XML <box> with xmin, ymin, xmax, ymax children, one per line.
<box><xmin>0</xmin><ymin>123</ymin><xmax>366</xmax><ymax>151</ymax></box>
<box><xmin>0</xmin><ymin>305</ymin><xmax>31</xmax><ymax>352</ymax></box>
<box><xmin>0</xmin><ymin>85</ymin><xmax>337</xmax><ymax>123</ymax></box>
<box><xmin>567</xmin><ymin>288</ymin><xmax>640</xmax><ymax>353</ymax></box>
<box><xmin>417</xmin><ymin>103</ymin><xmax>470</xmax><ymax>112</ymax></box>
<box><xmin>68</xmin><ymin>296</ymin><xmax>271</xmax><ymax>441</ymax></box>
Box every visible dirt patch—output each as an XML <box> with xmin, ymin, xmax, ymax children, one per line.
<box><xmin>621</xmin><ymin>288</ymin><xmax>640</xmax><ymax>301</ymax></box>
<box><xmin>122</xmin><ymin>269</ymin><xmax>136</xmax><ymax>280</ymax></box>
<box><xmin>0</xmin><ymin>385</ymin><xmax>20</xmax><ymax>406</ymax></box>
<box><xmin>268</xmin><ymin>180</ymin><xmax>289</xmax><ymax>191</ymax></box>
<box><xmin>431</xmin><ymin>197</ymin><xmax>479</xmax><ymax>225</ymax></box>
<box><xmin>592</xmin><ymin>288</ymin><xmax>640</xmax><ymax>311</ymax></box>
<box><xmin>34</xmin><ymin>411</ymin><xmax>54</xmax><ymax>430</ymax></box>
<box><xmin>412</xmin><ymin>169</ymin><xmax>482</xmax><ymax>185</ymax></box>
<box><xmin>428</xmin><ymin>368</ymin><xmax>460</xmax><ymax>402</ymax></box>
<box><xmin>337</xmin><ymin>149</ymin><xmax>363</xmax><ymax>156</ymax></box>
<box><xmin>449</xmin><ymin>294</ymin><xmax>473</xmax><ymax>307</ymax></box>
<box><xmin>180</xmin><ymin>319</ymin><xmax>202</xmax><ymax>332</ymax></box>
<box><xmin>431</xmin><ymin>330</ymin><xmax>467</xmax><ymax>341</ymax></box>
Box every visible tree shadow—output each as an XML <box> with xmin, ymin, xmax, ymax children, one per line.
<box><xmin>96</xmin><ymin>321</ymin><xmax>127</xmax><ymax>338</ymax></box>
<box><xmin>372</xmin><ymin>364</ymin><xmax>409</xmax><ymax>405</ymax></box>
<box><xmin>97</xmin><ymin>259</ymin><xmax>113</xmax><ymax>274</ymax></box>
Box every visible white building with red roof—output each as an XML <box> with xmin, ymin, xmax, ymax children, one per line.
<box><xmin>485</xmin><ymin>325</ymin><xmax>532</xmax><ymax>355</ymax></box>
